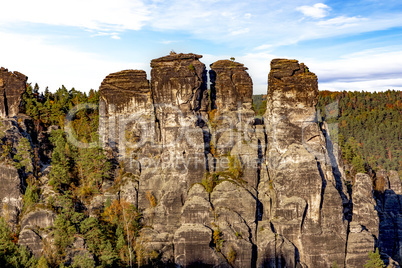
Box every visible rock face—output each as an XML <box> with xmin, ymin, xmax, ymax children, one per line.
<box><xmin>99</xmin><ymin>69</ymin><xmax>154</xmax><ymax>161</ymax></box>
<box><xmin>18</xmin><ymin>209</ymin><xmax>56</xmax><ymax>257</ymax></box>
<box><xmin>3</xmin><ymin>57</ymin><xmax>400</xmax><ymax>267</ymax></box>
<box><xmin>262</xmin><ymin>59</ymin><xmax>348</xmax><ymax>267</ymax></box>
<box><xmin>0</xmin><ymin>67</ymin><xmax>27</xmax><ymax>117</ymax></box>
<box><xmin>345</xmin><ymin>173</ymin><xmax>379</xmax><ymax>267</ymax></box>
<box><xmin>0</xmin><ymin>163</ymin><xmax>22</xmax><ymax>228</ymax></box>
<box><xmin>210</xmin><ymin>60</ymin><xmax>253</xmax><ymax>112</ymax></box>
<box><xmin>0</xmin><ymin>116</ymin><xmax>35</xmax><ymax>229</ymax></box>
<box><xmin>375</xmin><ymin>170</ymin><xmax>402</xmax><ymax>265</ymax></box>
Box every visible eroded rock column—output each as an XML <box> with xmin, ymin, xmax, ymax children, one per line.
<box><xmin>262</xmin><ymin>59</ymin><xmax>347</xmax><ymax>267</ymax></box>
<box><xmin>0</xmin><ymin>67</ymin><xmax>27</xmax><ymax>117</ymax></box>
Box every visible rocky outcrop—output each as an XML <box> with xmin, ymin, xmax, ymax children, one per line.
<box><xmin>0</xmin><ymin>67</ymin><xmax>27</xmax><ymax>117</ymax></box>
<box><xmin>0</xmin><ymin>117</ymin><xmax>35</xmax><ymax>229</ymax></box>
<box><xmin>18</xmin><ymin>209</ymin><xmax>56</xmax><ymax>257</ymax></box>
<box><xmin>262</xmin><ymin>59</ymin><xmax>348</xmax><ymax>267</ymax></box>
<box><xmin>210</xmin><ymin>60</ymin><xmax>253</xmax><ymax>112</ymax></box>
<box><xmin>375</xmin><ymin>170</ymin><xmax>402</xmax><ymax>265</ymax></box>
<box><xmin>345</xmin><ymin>173</ymin><xmax>379</xmax><ymax>267</ymax></box>
<box><xmin>0</xmin><ymin>163</ymin><xmax>22</xmax><ymax>228</ymax></box>
<box><xmin>99</xmin><ymin>69</ymin><xmax>155</xmax><ymax>161</ymax></box>
<box><xmin>5</xmin><ymin>56</ymin><xmax>400</xmax><ymax>267</ymax></box>
<box><xmin>96</xmin><ymin>56</ymin><xmax>353</xmax><ymax>267</ymax></box>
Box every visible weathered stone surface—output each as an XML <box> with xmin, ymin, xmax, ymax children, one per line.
<box><xmin>0</xmin><ymin>163</ymin><xmax>22</xmax><ymax>228</ymax></box>
<box><xmin>99</xmin><ymin>69</ymin><xmax>155</xmax><ymax>161</ymax></box>
<box><xmin>375</xmin><ymin>171</ymin><xmax>402</xmax><ymax>264</ymax></box>
<box><xmin>210</xmin><ymin>60</ymin><xmax>253</xmax><ymax>112</ymax></box>
<box><xmin>257</xmin><ymin>222</ymin><xmax>301</xmax><ymax>268</ymax></box>
<box><xmin>262</xmin><ymin>59</ymin><xmax>347</xmax><ymax>267</ymax></box>
<box><xmin>0</xmin><ymin>67</ymin><xmax>27</xmax><ymax>117</ymax></box>
<box><xmin>174</xmin><ymin>224</ymin><xmax>220</xmax><ymax>267</ymax></box>
<box><xmin>20</xmin><ymin>209</ymin><xmax>56</xmax><ymax>230</ymax></box>
<box><xmin>388</xmin><ymin>170</ymin><xmax>402</xmax><ymax>195</ymax></box>
<box><xmin>345</xmin><ymin>173</ymin><xmax>379</xmax><ymax>267</ymax></box>
<box><xmin>0</xmin><ymin>117</ymin><xmax>36</xmax><ymax>229</ymax></box>
<box><xmin>45</xmin><ymin>54</ymin><xmax>401</xmax><ymax>267</ymax></box>
<box><xmin>151</xmin><ymin>52</ymin><xmax>207</xmax><ymax>114</ymax></box>
<box><xmin>18</xmin><ymin>209</ymin><xmax>56</xmax><ymax>256</ymax></box>
<box><xmin>351</xmin><ymin>173</ymin><xmax>379</xmax><ymax>237</ymax></box>
<box><xmin>18</xmin><ymin>229</ymin><xmax>43</xmax><ymax>257</ymax></box>
<box><xmin>345</xmin><ymin>222</ymin><xmax>376</xmax><ymax>268</ymax></box>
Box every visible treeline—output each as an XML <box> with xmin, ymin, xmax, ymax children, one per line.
<box><xmin>316</xmin><ymin>90</ymin><xmax>401</xmax><ymax>179</ymax></box>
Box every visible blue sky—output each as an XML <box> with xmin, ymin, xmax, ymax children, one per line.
<box><xmin>1</xmin><ymin>0</ymin><xmax>402</xmax><ymax>94</ymax></box>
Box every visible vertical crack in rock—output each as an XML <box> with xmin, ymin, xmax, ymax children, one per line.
<box><xmin>61</xmin><ymin>55</ymin><xmax>402</xmax><ymax>267</ymax></box>
<box><xmin>262</xmin><ymin>58</ymin><xmax>347</xmax><ymax>267</ymax></box>
<box><xmin>0</xmin><ymin>67</ymin><xmax>27</xmax><ymax>118</ymax></box>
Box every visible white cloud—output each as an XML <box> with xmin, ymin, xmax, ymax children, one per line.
<box><xmin>0</xmin><ymin>0</ymin><xmax>150</xmax><ymax>32</ymax></box>
<box><xmin>296</xmin><ymin>3</ymin><xmax>331</xmax><ymax>19</ymax></box>
<box><xmin>90</xmin><ymin>32</ymin><xmax>121</xmax><ymax>39</ymax></box>
<box><xmin>244</xmin><ymin>13</ymin><xmax>252</xmax><ymax>19</ymax></box>
<box><xmin>160</xmin><ymin>40</ymin><xmax>178</xmax><ymax>45</ymax></box>
<box><xmin>231</xmin><ymin>28</ymin><xmax>250</xmax><ymax>35</ymax></box>
<box><xmin>319</xmin><ymin>78</ymin><xmax>402</xmax><ymax>92</ymax></box>
<box><xmin>307</xmin><ymin>48</ymin><xmax>402</xmax><ymax>91</ymax></box>
<box><xmin>0</xmin><ymin>31</ymin><xmax>146</xmax><ymax>92</ymax></box>
<box><xmin>317</xmin><ymin>16</ymin><xmax>366</xmax><ymax>28</ymax></box>
<box><xmin>254</xmin><ymin>44</ymin><xmax>273</xmax><ymax>51</ymax></box>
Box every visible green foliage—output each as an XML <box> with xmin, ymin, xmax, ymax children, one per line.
<box><xmin>36</xmin><ymin>256</ymin><xmax>49</xmax><ymax>268</ymax></box>
<box><xmin>201</xmin><ymin>173</ymin><xmax>220</xmax><ymax>194</ymax></box>
<box><xmin>13</xmin><ymin>137</ymin><xmax>33</xmax><ymax>173</ymax></box>
<box><xmin>49</xmin><ymin>130</ymin><xmax>73</xmax><ymax>188</ymax></box>
<box><xmin>76</xmin><ymin>146</ymin><xmax>111</xmax><ymax>192</ymax></box>
<box><xmin>227</xmin><ymin>246</ymin><xmax>236</xmax><ymax>264</ymax></box>
<box><xmin>200</xmin><ymin>153</ymin><xmax>245</xmax><ymax>195</ymax></box>
<box><xmin>363</xmin><ymin>248</ymin><xmax>386</xmax><ymax>268</ymax></box>
<box><xmin>72</xmin><ymin>253</ymin><xmax>95</xmax><ymax>268</ymax></box>
<box><xmin>317</xmin><ymin>90</ymin><xmax>401</xmax><ymax>177</ymax></box>
<box><xmin>0</xmin><ymin>217</ymin><xmax>37</xmax><ymax>267</ymax></box>
<box><xmin>23</xmin><ymin>184</ymin><xmax>40</xmax><ymax>212</ymax></box>
<box><xmin>188</xmin><ymin>64</ymin><xmax>195</xmax><ymax>71</ymax></box>
<box><xmin>252</xmin><ymin>94</ymin><xmax>267</xmax><ymax>116</ymax></box>
<box><xmin>1</xmin><ymin>142</ymin><xmax>12</xmax><ymax>163</ymax></box>
<box><xmin>53</xmin><ymin>213</ymin><xmax>77</xmax><ymax>255</ymax></box>
<box><xmin>16</xmin><ymin>83</ymin><xmax>152</xmax><ymax>267</ymax></box>
<box><xmin>213</xmin><ymin>228</ymin><xmax>224</xmax><ymax>252</ymax></box>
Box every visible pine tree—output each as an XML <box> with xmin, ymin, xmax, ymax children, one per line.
<box><xmin>0</xmin><ymin>217</ymin><xmax>37</xmax><ymax>267</ymax></box>
<box><xmin>49</xmin><ymin>130</ymin><xmax>72</xmax><ymax>188</ymax></box>
<box><xmin>363</xmin><ymin>248</ymin><xmax>385</xmax><ymax>268</ymax></box>
<box><xmin>13</xmin><ymin>137</ymin><xmax>33</xmax><ymax>174</ymax></box>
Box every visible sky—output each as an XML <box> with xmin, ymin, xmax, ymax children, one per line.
<box><xmin>1</xmin><ymin>0</ymin><xmax>402</xmax><ymax>94</ymax></box>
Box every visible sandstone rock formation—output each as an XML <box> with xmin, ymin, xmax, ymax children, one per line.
<box><xmin>0</xmin><ymin>117</ymin><xmax>34</xmax><ymax>229</ymax></box>
<box><xmin>376</xmin><ymin>170</ymin><xmax>402</xmax><ymax>265</ymax></box>
<box><xmin>0</xmin><ymin>67</ymin><xmax>27</xmax><ymax>117</ymax></box>
<box><xmin>18</xmin><ymin>209</ymin><xmax>56</xmax><ymax>257</ymax></box>
<box><xmin>0</xmin><ymin>163</ymin><xmax>22</xmax><ymax>228</ymax></box>
<box><xmin>99</xmin><ymin>69</ymin><xmax>154</xmax><ymax>161</ymax></box>
<box><xmin>1</xmin><ymin>57</ymin><xmax>400</xmax><ymax>267</ymax></box>
<box><xmin>262</xmin><ymin>59</ymin><xmax>348</xmax><ymax>267</ymax></box>
<box><xmin>210</xmin><ymin>60</ymin><xmax>253</xmax><ymax>112</ymax></box>
<box><xmin>345</xmin><ymin>173</ymin><xmax>379</xmax><ymax>267</ymax></box>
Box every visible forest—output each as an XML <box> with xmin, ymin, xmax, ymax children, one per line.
<box><xmin>315</xmin><ymin>90</ymin><xmax>401</xmax><ymax>179</ymax></box>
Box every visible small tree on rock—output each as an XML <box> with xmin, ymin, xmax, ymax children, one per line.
<box><xmin>364</xmin><ymin>248</ymin><xmax>386</xmax><ymax>268</ymax></box>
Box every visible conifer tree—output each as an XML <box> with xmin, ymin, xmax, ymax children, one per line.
<box><xmin>363</xmin><ymin>248</ymin><xmax>385</xmax><ymax>268</ymax></box>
